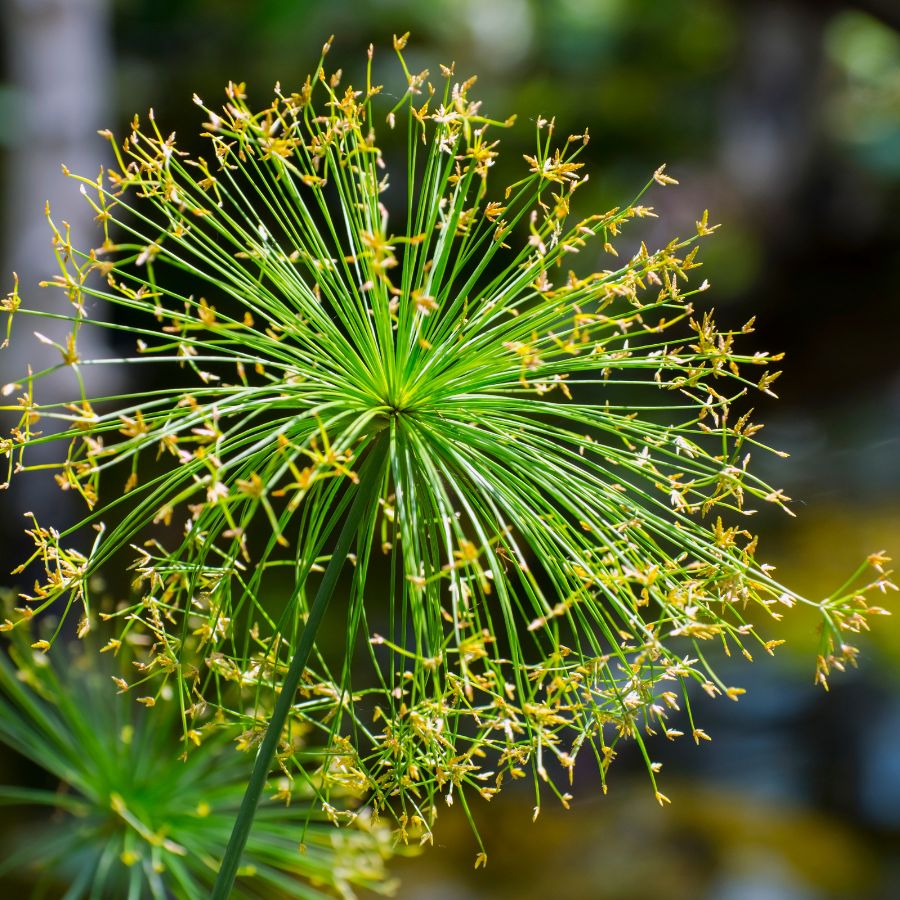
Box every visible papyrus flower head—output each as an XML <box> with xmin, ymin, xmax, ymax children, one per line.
<box><xmin>2</xmin><ymin>36</ymin><xmax>892</xmax><ymax>850</ymax></box>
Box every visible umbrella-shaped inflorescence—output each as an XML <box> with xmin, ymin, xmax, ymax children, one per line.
<box><xmin>1</xmin><ymin>35</ymin><xmax>892</xmax><ymax>870</ymax></box>
<box><xmin>0</xmin><ymin>616</ymin><xmax>397</xmax><ymax>898</ymax></box>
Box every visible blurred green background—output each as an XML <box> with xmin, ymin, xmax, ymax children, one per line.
<box><xmin>1</xmin><ymin>0</ymin><xmax>899</xmax><ymax>897</ymax></box>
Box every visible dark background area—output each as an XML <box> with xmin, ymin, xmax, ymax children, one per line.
<box><xmin>1</xmin><ymin>1</ymin><xmax>899</xmax><ymax>897</ymax></box>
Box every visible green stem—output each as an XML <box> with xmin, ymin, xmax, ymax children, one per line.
<box><xmin>212</xmin><ymin>435</ymin><xmax>387</xmax><ymax>898</ymax></box>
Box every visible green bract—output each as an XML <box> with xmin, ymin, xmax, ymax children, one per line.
<box><xmin>1</xmin><ymin>36</ymin><xmax>891</xmax><ymax>863</ymax></box>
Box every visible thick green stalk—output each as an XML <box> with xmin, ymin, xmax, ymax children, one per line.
<box><xmin>212</xmin><ymin>435</ymin><xmax>387</xmax><ymax>898</ymax></box>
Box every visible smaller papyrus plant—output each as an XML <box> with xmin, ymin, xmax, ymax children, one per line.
<box><xmin>0</xmin><ymin>34</ymin><xmax>893</xmax><ymax>888</ymax></box>
<box><xmin>0</xmin><ymin>607</ymin><xmax>397</xmax><ymax>898</ymax></box>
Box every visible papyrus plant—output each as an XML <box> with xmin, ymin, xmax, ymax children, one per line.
<box><xmin>1</xmin><ymin>35</ymin><xmax>892</xmax><ymax>893</ymax></box>
<box><xmin>0</xmin><ymin>608</ymin><xmax>397</xmax><ymax>898</ymax></box>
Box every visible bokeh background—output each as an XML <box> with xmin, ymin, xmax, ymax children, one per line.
<box><xmin>1</xmin><ymin>1</ymin><xmax>899</xmax><ymax>897</ymax></box>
